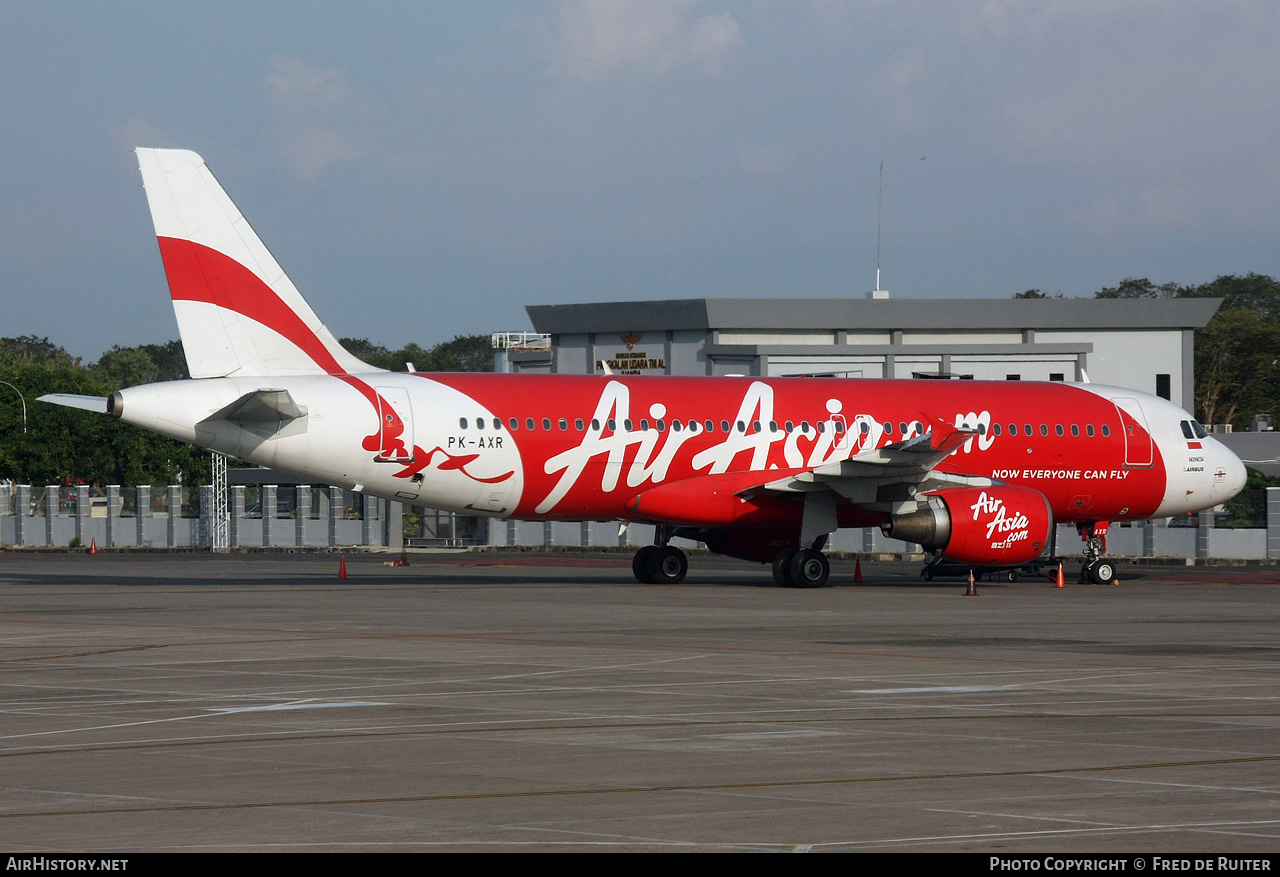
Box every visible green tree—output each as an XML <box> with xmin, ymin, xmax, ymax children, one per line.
<box><xmin>1095</xmin><ymin>277</ymin><xmax>1186</xmax><ymax>299</ymax></box>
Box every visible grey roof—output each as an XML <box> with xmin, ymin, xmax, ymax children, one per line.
<box><xmin>527</xmin><ymin>297</ymin><xmax>1223</xmax><ymax>334</ymax></box>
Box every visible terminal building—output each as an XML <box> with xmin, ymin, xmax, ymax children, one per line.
<box><xmin>501</xmin><ymin>296</ymin><xmax>1224</xmax><ymax>413</ymax></box>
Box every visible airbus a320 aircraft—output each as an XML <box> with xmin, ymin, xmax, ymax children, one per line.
<box><xmin>41</xmin><ymin>149</ymin><xmax>1247</xmax><ymax>587</ymax></box>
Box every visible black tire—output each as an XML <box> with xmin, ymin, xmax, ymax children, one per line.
<box><xmin>772</xmin><ymin>549</ymin><xmax>797</xmax><ymax>586</ymax></box>
<box><xmin>632</xmin><ymin>546</ymin><xmax>657</xmax><ymax>584</ymax></box>
<box><xmin>646</xmin><ymin>545</ymin><xmax>688</xmax><ymax>584</ymax></box>
<box><xmin>923</xmin><ymin>566</ymin><xmax>934</xmax><ymax>581</ymax></box>
<box><xmin>1006</xmin><ymin>570</ymin><xmax>1019</xmax><ymax>583</ymax></box>
<box><xmin>1090</xmin><ymin>560</ymin><xmax>1117</xmax><ymax>586</ymax></box>
<box><xmin>788</xmin><ymin>549</ymin><xmax>830</xmax><ymax>588</ymax></box>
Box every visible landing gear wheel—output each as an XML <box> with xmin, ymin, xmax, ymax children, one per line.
<box><xmin>1006</xmin><ymin>570</ymin><xmax>1020</xmax><ymax>583</ymax></box>
<box><xmin>772</xmin><ymin>549</ymin><xmax>797</xmax><ymax>586</ymax></box>
<box><xmin>923</xmin><ymin>565</ymin><xmax>935</xmax><ymax>581</ymax></box>
<box><xmin>632</xmin><ymin>546</ymin><xmax>657</xmax><ymax>584</ymax></box>
<box><xmin>1088</xmin><ymin>560</ymin><xmax>1117</xmax><ymax>586</ymax></box>
<box><xmin>788</xmin><ymin>549</ymin><xmax>830</xmax><ymax>588</ymax></box>
<box><xmin>646</xmin><ymin>545</ymin><xmax>688</xmax><ymax>584</ymax></box>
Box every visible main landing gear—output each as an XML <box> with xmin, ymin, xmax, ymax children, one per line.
<box><xmin>632</xmin><ymin>524</ymin><xmax>688</xmax><ymax>584</ymax></box>
<box><xmin>1079</xmin><ymin>523</ymin><xmax>1118</xmax><ymax>586</ymax></box>
<box><xmin>771</xmin><ymin>547</ymin><xmax>831</xmax><ymax>588</ymax></box>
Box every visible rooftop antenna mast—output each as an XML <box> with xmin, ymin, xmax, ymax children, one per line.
<box><xmin>868</xmin><ymin>161</ymin><xmax>888</xmax><ymax>299</ymax></box>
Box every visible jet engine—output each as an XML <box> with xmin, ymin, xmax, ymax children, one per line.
<box><xmin>881</xmin><ymin>485</ymin><xmax>1052</xmax><ymax>567</ymax></box>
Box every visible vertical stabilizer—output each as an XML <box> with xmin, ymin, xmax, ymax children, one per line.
<box><xmin>136</xmin><ymin>148</ymin><xmax>378</xmax><ymax>378</ymax></box>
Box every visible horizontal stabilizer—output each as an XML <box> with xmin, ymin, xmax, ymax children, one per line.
<box><xmin>37</xmin><ymin>394</ymin><xmax>110</xmax><ymax>414</ymax></box>
<box><xmin>200</xmin><ymin>389</ymin><xmax>308</xmax><ymax>426</ymax></box>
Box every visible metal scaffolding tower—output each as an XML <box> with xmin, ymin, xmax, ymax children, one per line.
<box><xmin>211</xmin><ymin>452</ymin><xmax>228</xmax><ymax>550</ymax></box>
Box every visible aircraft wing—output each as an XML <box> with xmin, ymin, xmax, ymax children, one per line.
<box><xmin>742</xmin><ymin>414</ymin><xmax>993</xmax><ymax>506</ymax></box>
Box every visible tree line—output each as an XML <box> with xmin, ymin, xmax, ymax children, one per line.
<box><xmin>1015</xmin><ymin>273</ymin><xmax>1280</xmax><ymax>429</ymax></box>
<box><xmin>0</xmin><ymin>334</ymin><xmax>493</xmax><ymax>489</ymax></box>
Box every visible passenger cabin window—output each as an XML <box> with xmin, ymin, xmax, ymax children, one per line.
<box><xmin>459</xmin><ymin>417</ymin><xmax>468</xmax><ymax>429</ymax></box>
<box><xmin>574</xmin><ymin>418</ymin><xmax>584</xmax><ymax>431</ymax></box>
<box><xmin>1055</xmin><ymin>425</ymin><xmax>1064</xmax><ymax>436</ymax></box>
<box><xmin>477</xmin><ymin>418</ymin><xmax>484</xmax><ymax>430</ymax></box>
<box><xmin>509</xmin><ymin>418</ymin><xmax>519</xmax><ymax>430</ymax></box>
<box><xmin>526</xmin><ymin>418</ymin><xmax>535</xmax><ymax>430</ymax></box>
<box><xmin>591</xmin><ymin>419</ymin><xmax>601</xmax><ymax>431</ymax></box>
<box><xmin>1087</xmin><ymin>425</ymin><xmax>1095</xmax><ymax>437</ymax></box>
<box><xmin>558</xmin><ymin>418</ymin><xmax>567</xmax><ymax>431</ymax></box>
<box><xmin>1040</xmin><ymin>424</ymin><xmax>1049</xmax><ymax>436</ymax></box>
<box><xmin>705</xmin><ymin>420</ymin><xmax>715</xmax><ymax>433</ymax></box>
<box><xmin>1071</xmin><ymin>425</ymin><xmax>1079</xmax><ymax>437</ymax></box>
<box><xmin>1101</xmin><ymin>425</ymin><xmax>1111</xmax><ymax>437</ymax></box>
<box><xmin>721</xmin><ymin>420</ymin><xmax>730</xmax><ymax>433</ymax></box>
<box><xmin>542</xmin><ymin>418</ymin><xmax>551</xmax><ymax>431</ymax></box>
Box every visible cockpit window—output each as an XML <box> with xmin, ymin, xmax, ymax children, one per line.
<box><xmin>1180</xmin><ymin>421</ymin><xmax>1194</xmax><ymax>439</ymax></box>
<box><xmin>1190</xmin><ymin>420</ymin><xmax>1208</xmax><ymax>439</ymax></box>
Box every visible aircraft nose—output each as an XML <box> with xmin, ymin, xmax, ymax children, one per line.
<box><xmin>1212</xmin><ymin>445</ymin><xmax>1248</xmax><ymax>503</ymax></box>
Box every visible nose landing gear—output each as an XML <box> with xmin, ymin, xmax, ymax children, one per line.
<box><xmin>1079</xmin><ymin>522</ymin><xmax>1118</xmax><ymax>585</ymax></box>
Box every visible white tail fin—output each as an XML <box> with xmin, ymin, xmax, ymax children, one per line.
<box><xmin>136</xmin><ymin>148</ymin><xmax>378</xmax><ymax>378</ymax></box>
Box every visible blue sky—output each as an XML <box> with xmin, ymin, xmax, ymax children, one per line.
<box><xmin>4</xmin><ymin>1</ymin><xmax>1279</xmax><ymax>360</ymax></box>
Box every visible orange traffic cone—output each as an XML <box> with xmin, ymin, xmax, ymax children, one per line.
<box><xmin>338</xmin><ymin>555</ymin><xmax>347</xmax><ymax>580</ymax></box>
<box><xmin>853</xmin><ymin>557</ymin><xmax>863</xmax><ymax>583</ymax></box>
<box><xmin>1054</xmin><ymin>562</ymin><xmax>1066</xmax><ymax>589</ymax></box>
<box><xmin>964</xmin><ymin>569</ymin><xmax>979</xmax><ymax>596</ymax></box>
<box><xmin>88</xmin><ymin>538</ymin><xmax>98</xmax><ymax>555</ymax></box>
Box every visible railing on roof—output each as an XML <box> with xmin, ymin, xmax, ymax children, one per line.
<box><xmin>491</xmin><ymin>331</ymin><xmax>551</xmax><ymax>351</ymax></box>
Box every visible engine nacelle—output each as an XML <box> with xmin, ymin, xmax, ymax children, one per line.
<box><xmin>881</xmin><ymin>485</ymin><xmax>1052</xmax><ymax>567</ymax></box>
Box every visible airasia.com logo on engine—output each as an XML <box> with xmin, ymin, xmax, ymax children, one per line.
<box><xmin>968</xmin><ymin>490</ymin><xmax>1030</xmax><ymax>548</ymax></box>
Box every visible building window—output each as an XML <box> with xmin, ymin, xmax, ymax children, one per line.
<box><xmin>1049</xmin><ymin>373</ymin><xmax>1065</xmax><ymax>382</ymax></box>
<box><xmin>1156</xmin><ymin>373</ymin><xmax>1171</xmax><ymax>400</ymax></box>
<box><xmin>1006</xmin><ymin>374</ymin><xmax>1021</xmax><ymax>381</ymax></box>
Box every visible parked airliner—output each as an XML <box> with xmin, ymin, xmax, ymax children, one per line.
<box><xmin>40</xmin><ymin>149</ymin><xmax>1247</xmax><ymax>586</ymax></box>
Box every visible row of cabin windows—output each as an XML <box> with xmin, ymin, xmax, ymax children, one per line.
<box><xmin>458</xmin><ymin>416</ymin><xmax>1113</xmax><ymax>439</ymax></box>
